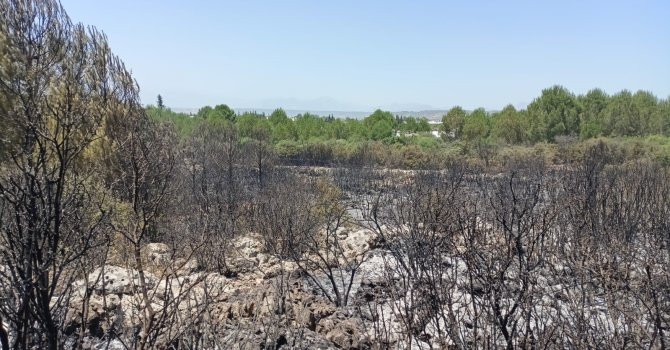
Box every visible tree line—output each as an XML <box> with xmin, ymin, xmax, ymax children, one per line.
<box><xmin>150</xmin><ymin>86</ymin><xmax>670</xmax><ymax>145</ymax></box>
<box><xmin>442</xmin><ymin>86</ymin><xmax>670</xmax><ymax>143</ymax></box>
<box><xmin>149</xmin><ymin>87</ymin><xmax>670</xmax><ymax>168</ymax></box>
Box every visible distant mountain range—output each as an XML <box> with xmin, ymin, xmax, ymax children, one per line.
<box><xmin>171</xmin><ymin>107</ymin><xmax>455</xmax><ymax>121</ymax></box>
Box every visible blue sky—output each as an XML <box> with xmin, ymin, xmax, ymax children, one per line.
<box><xmin>61</xmin><ymin>0</ymin><xmax>669</xmax><ymax>111</ymax></box>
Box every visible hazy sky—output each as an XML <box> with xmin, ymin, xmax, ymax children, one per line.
<box><xmin>61</xmin><ymin>0</ymin><xmax>669</xmax><ymax>111</ymax></box>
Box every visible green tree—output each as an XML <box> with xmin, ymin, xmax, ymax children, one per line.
<box><xmin>345</xmin><ymin>118</ymin><xmax>368</xmax><ymax>141</ymax></box>
<box><xmin>399</xmin><ymin>117</ymin><xmax>432</xmax><ymax>133</ymax></box>
<box><xmin>295</xmin><ymin>113</ymin><xmax>325</xmax><ymax>141</ymax></box>
<box><xmin>441</xmin><ymin>106</ymin><xmax>466</xmax><ymax>140</ymax></box>
<box><xmin>603</xmin><ymin>90</ymin><xmax>660</xmax><ymax>136</ymax></box>
<box><xmin>0</xmin><ymin>2</ymin><xmax>142</xmax><ymax>347</ymax></box>
<box><xmin>632</xmin><ymin>90</ymin><xmax>660</xmax><ymax>135</ymax></box>
<box><xmin>269</xmin><ymin>108</ymin><xmax>290</xmax><ymax>125</ymax></box>
<box><xmin>364</xmin><ymin>109</ymin><xmax>395</xmax><ymax>140</ymax></box>
<box><xmin>196</xmin><ymin>105</ymin><xmax>213</xmax><ymax>119</ymax></box>
<box><xmin>462</xmin><ymin>108</ymin><xmax>491</xmax><ymax>142</ymax></box>
<box><xmin>157</xmin><ymin>94</ymin><xmax>164</xmax><ymax>109</ymax></box>
<box><xmin>603</xmin><ymin>90</ymin><xmax>636</xmax><ymax>136</ymax></box>
<box><xmin>527</xmin><ymin>85</ymin><xmax>581</xmax><ymax>142</ymax></box>
<box><xmin>416</xmin><ymin>117</ymin><xmax>431</xmax><ymax>133</ymax></box>
<box><xmin>242</xmin><ymin>117</ymin><xmax>274</xmax><ymax>187</ymax></box>
<box><xmin>194</xmin><ymin>104</ymin><xmax>236</xmax><ymax>121</ymax></box>
<box><xmin>209</xmin><ymin>104</ymin><xmax>236</xmax><ymax>122</ymax></box>
<box><xmin>401</xmin><ymin>117</ymin><xmax>418</xmax><ymax>132</ymax></box>
<box><xmin>237</xmin><ymin>112</ymin><xmax>268</xmax><ymax>138</ymax></box>
<box><xmin>146</xmin><ymin>106</ymin><xmax>195</xmax><ymax>136</ymax></box>
<box><xmin>369</xmin><ymin>120</ymin><xmax>393</xmax><ymax>140</ymax></box>
<box><xmin>365</xmin><ymin>109</ymin><xmax>395</xmax><ymax>127</ymax></box>
<box><xmin>603</xmin><ymin>90</ymin><xmax>664</xmax><ymax>136</ymax></box>
<box><xmin>324</xmin><ymin>118</ymin><xmax>351</xmax><ymax>140</ymax></box>
<box><xmin>660</xmin><ymin>97</ymin><xmax>670</xmax><ymax>135</ymax></box>
<box><xmin>492</xmin><ymin>104</ymin><xmax>527</xmax><ymax>144</ymax></box>
<box><xmin>269</xmin><ymin>108</ymin><xmax>297</xmax><ymax>141</ymax></box>
<box><xmin>578</xmin><ymin>88</ymin><xmax>609</xmax><ymax>139</ymax></box>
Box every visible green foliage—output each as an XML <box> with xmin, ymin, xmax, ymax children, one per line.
<box><xmin>200</xmin><ymin>112</ymin><xmax>237</xmax><ymax>132</ymax></box>
<box><xmin>365</xmin><ymin>109</ymin><xmax>395</xmax><ymax>127</ymax></box>
<box><xmin>210</xmin><ymin>104</ymin><xmax>236</xmax><ymax>121</ymax></box>
<box><xmin>273</xmin><ymin>122</ymin><xmax>297</xmax><ymax>141</ymax></box>
<box><xmin>527</xmin><ymin>85</ymin><xmax>581</xmax><ymax>141</ymax></box>
<box><xmin>146</xmin><ymin>106</ymin><xmax>196</xmax><ymax>136</ymax></box>
<box><xmin>144</xmin><ymin>86</ymin><xmax>670</xmax><ymax>169</ymax></box>
<box><xmin>237</xmin><ymin>112</ymin><xmax>271</xmax><ymax>140</ymax></box>
<box><xmin>369</xmin><ymin>120</ymin><xmax>393</xmax><ymax>140</ymax></box>
<box><xmin>269</xmin><ymin>108</ymin><xmax>289</xmax><ymax>124</ymax></box>
<box><xmin>274</xmin><ymin>139</ymin><xmax>301</xmax><ymax>159</ymax></box>
<box><xmin>196</xmin><ymin>105</ymin><xmax>212</xmax><ymax>119</ymax></box>
<box><xmin>492</xmin><ymin>105</ymin><xmax>527</xmax><ymax>144</ymax></box>
<box><xmin>157</xmin><ymin>94</ymin><xmax>164</xmax><ymax>109</ymax></box>
<box><xmin>413</xmin><ymin>135</ymin><xmax>440</xmax><ymax>149</ymax></box>
<box><xmin>398</xmin><ymin>117</ymin><xmax>431</xmax><ymax>133</ymax></box>
<box><xmin>344</xmin><ymin>118</ymin><xmax>368</xmax><ymax>141</ymax></box>
<box><xmin>579</xmin><ymin>119</ymin><xmax>603</xmax><ymax>140</ymax></box>
<box><xmin>462</xmin><ymin>108</ymin><xmax>491</xmax><ymax>142</ymax></box>
<box><xmin>418</xmin><ymin>118</ymin><xmax>431</xmax><ymax>133</ymax></box>
<box><xmin>602</xmin><ymin>91</ymin><xmax>632</xmax><ymax>136</ymax></box>
<box><xmin>578</xmin><ymin>88</ymin><xmax>608</xmax><ymax>138</ymax></box>
<box><xmin>399</xmin><ymin>117</ymin><xmax>418</xmax><ymax>132</ymax></box>
<box><xmin>323</xmin><ymin>118</ymin><xmax>350</xmax><ymax>140</ymax></box>
<box><xmin>364</xmin><ymin>109</ymin><xmax>395</xmax><ymax>140</ymax></box>
<box><xmin>193</xmin><ymin>104</ymin><xmax>236</xmax><ymax>121</ymax></box>
<box><xmin>632</xmin><ymin>91</ymin><xmax>661</xmax><ymax>135</ymax></box>
<box><xmin>660</xmin><ymin>98</ymin><xmax>670</xmax><ymax>134</ymax></box>
<box><xmin>441</xmin><ymin>106</ymin><xmax>466</xmax><ymax>139</ymax></box>
<box><xmin>295</xmin><ymin>113</ymin><xmax>325</xmax><ymax>141</ymax></box>
<box><xmin>397</xmin><ymin>144</ymin><xmax>431</xmax><ymax>168</ymax></box>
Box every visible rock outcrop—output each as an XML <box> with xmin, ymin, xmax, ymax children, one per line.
<box><xmin>64</xmin><ymin>229</ymin><xmax>382</xmax><ymax>349</ymax></box>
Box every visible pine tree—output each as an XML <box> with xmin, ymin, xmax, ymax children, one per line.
<box><xmin>157</xmin><ymin>94</ymin><xmax>164</xmax><ymax>109</ymax></box>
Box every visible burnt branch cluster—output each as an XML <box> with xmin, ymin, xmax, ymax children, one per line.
<box><xmin>357</xmin><ymin>149</ymin><xmax>669</xmax><ymax>349</ymax></box>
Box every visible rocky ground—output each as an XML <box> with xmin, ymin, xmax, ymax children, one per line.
<box><xmin>60</xmin><ymin>224</ymin><xmax>669</xmax><ymax>349</ymax></box>
<box><xmin>63</xmin><ymin>228</ymin><xmax>394</xmax><ymax>349</ymax></box>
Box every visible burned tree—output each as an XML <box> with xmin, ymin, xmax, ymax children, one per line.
<box><xmin>0</xmin><ymin>0</ymin><xmax>139</xmax><ymax>348</ymax></box>
<box><xmin>184</xmin><ymin>119</ymin><xmax>245</xmax><ymax>274</ymax></box>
